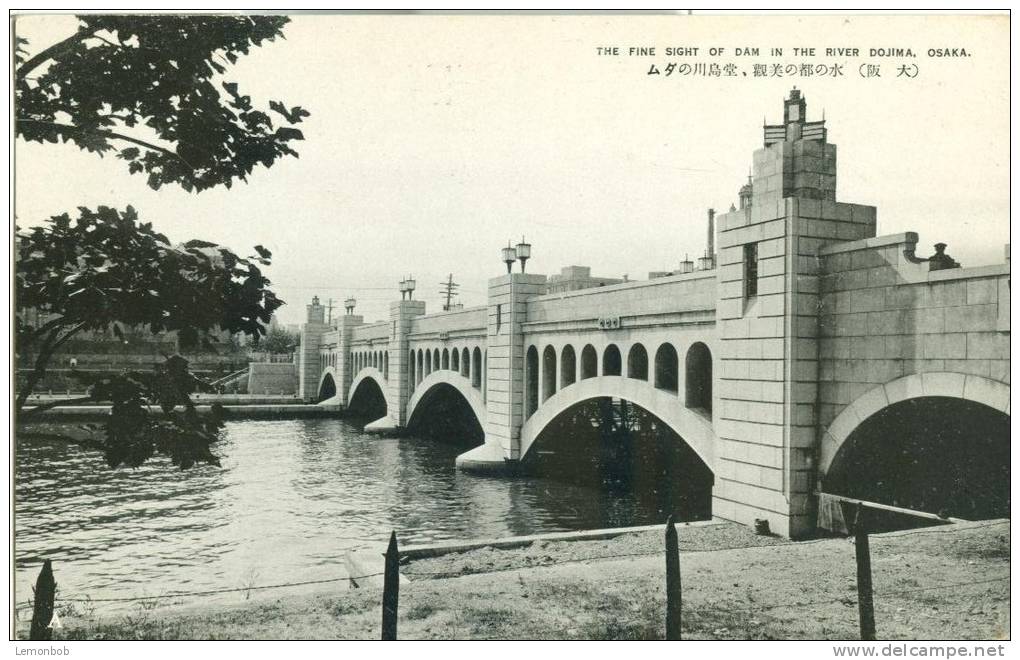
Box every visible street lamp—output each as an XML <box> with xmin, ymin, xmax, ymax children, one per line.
<box><xmin>698</xmin><ymin>251</ymin><xmax>714</xmax><ymax>271</ymax></box>
<box><xmin>398</xmin><ymin>278</ymin><xmax>408</xmax><ymax>300</ymax></box>
<box><xmin>501</xmin><ymin>243</ymin><xmax>517</xmax><ymax>274</ymax></box>
<box><xmin>679</xmin><ymin>254</ymin><xmax>694</xmax><ymax>274</ymax></box>
<box><xmin>344</xmin><ymin>297</ymin><xmax>356</xmax><ymax>315</ymax></box>
<box><xmin>405</xmin><ymin>276</ymin><xmax>416</xmax><ymax>300</ymax></box>
<box><xmin>515</xmin><ymin>236</ymin><xmax>532</xmax><ymax>273</ymax></box>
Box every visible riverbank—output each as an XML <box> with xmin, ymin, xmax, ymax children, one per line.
<box><xmin>46</xmin><ymin>519</ymin><xmax>1008</xmax><ymax>640</ymax></box>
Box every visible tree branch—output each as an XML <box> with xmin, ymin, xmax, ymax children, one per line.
<box><xmin>19</xmin><ymin>395</ymin><xmax>97</xmax><ymax>418</ymax></box>
<box><xmin>15</xmin><ymin>26</ymin><xmax>89</xmax><ymax>79</ymax></box>
<box><xmin>15</xmin><ymin>118</ymin><xmax>197</xmax><ymax>171</ymax></box>
<box><xmin>15</xmin><ymin>321</ymin><xmax>87</xmax><ymax>413</ymax></box>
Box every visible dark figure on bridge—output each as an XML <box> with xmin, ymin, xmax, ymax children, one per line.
<box><xmin>928</xmin><ymin>243</ymin><xmax>960</xmax><ymax>271</ymax></box>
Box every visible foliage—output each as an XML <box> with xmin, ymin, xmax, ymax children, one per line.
<box><xmin>258</xmin><ymin>326</ymin><xmax>298</xmax><ymax>354</ymax></box>
<box><xmin>15</xmin><ymin>15</ymin><xmax>308</xmax><ymax>192</ymax></box>
<box><xmin>16</xmin><ymin>207</ymin><xmax>283</xmax><ymax>467</ymax></box>
<box><xmin>15</xmin><ymin>15</ymin><xmax>304</xmax><ymax>469</ymax></box>
<box><xmin>77</xmin><ymin>357</ymin><xmax>227</xmax><ymax>469</ymax></box>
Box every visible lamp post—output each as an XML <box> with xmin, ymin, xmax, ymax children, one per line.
<box><xmin>344</xmin><ymin>297</ymin><xmax>356</xmax><ymax>315</ymax></box>
<box><xmin>398</xmin><ymin>278</ymin><xmax>408</xmax><ymax>300</ymax></box>
<box><xmin>405</xmin><ymin>276</ymin><xmax>416</xmax><ymax>300</ymax></box>
<box><xmin>501</xmin><ymin>243</ymin><xmax>517</xmax><ymax>274</ymax></box>
<box><xmin>515</xmin><ymin>237</ymin><xmax>532</xmax><ymax>273</ymax></box>
<box><xmin>679</xmin><ymin>254</ymin><xmax>694</xmax><ymax>274</ymax></box>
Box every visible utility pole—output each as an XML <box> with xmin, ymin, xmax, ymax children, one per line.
<box><xmin>325</xmin><ymin>298</ymin><xmax>335</xmax><ymax>324</ymax></box>
<box><xmin>438</xmin><ymin>274</ymin><xmax>460</xmax><ymax>311</ymax></box>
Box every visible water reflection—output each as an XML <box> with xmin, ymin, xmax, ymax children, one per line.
<box><xmin>15</xmin><ymin>416</ymin><xmax>696</xmax><ymax>613</ymax></box>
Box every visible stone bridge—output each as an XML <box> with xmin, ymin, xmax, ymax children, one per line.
<box><xmin>297</xmin><ymin>90</ymin><xmax>1009</xmax><ymax>537</ymax></box>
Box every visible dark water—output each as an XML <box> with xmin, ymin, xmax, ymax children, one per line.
<box><xmin>14</xmin><ymin>417</ymin><xmax>697</xmax><ymax>614</ymax></box>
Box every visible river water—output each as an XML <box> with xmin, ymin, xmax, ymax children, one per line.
<box><xmin>14</xmin><ymin>417</ymin><xmax>691</xmax><ymax>615</ymax></box>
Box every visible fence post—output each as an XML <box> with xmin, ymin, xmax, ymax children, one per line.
<box><xmin>381</xmin><ymin>531</ymin><xmax>399</xmax><ymax>640</ymax></box>
<box><xmin>853</xmin><ymin>502</ymin><xmax>876</xmax><ymax>641</ymax></box>
<box><xmin>29</xmin><ymin>560</ymin><xmax>56</xmax><ymax>641</ymax></box>
<box><xmin>665</xmin><ymin>514</ymin><xmax>682</xmax><ymax>640</ymax></box>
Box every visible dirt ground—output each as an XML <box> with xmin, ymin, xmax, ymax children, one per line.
<box><xmin>49</xmin><ymin>519</ymin><xmax>1008</xmax><ymax>640</ymax></box>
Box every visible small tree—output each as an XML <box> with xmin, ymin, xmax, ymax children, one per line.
<box><xmin>14</xmin><ymin>15</ymin><xmax>309</xmax><ymax>468</ymax></box>
<box><xmin>16</xmin><ymin>206</ymin><xmax>282</xmax><ymax>467</ymax></box>
<box><xmin>259</xmin><ymin>327</ymin><xmax>299</xmax><ymax>355</ymax></box>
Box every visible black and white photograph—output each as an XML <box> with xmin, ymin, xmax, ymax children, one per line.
<box><xmin>8</xmin><ymin>8</ymin><xmax>1012</xmax><ymax>649</ymax></box>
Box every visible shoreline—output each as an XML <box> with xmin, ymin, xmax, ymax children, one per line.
<box><xmin>34</xmin><ymin>519</ymin><xmax>1009</xmax><ymax>640</ymax></box>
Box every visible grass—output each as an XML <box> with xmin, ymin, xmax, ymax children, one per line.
<box><xmin>37</xmin><ymin>521</ymin><xmax>1010</xmax><ymax>641</ymax></box>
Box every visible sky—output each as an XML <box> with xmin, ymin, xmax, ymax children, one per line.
<box><xmin>14</xmin><ymin>13</ymin><xmax>1010</xmax><ymax>326</ymax></box>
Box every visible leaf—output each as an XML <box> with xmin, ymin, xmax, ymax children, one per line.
<box><xmin>275</xmin><ymin>127</ymin><xmax>304</xmax><ymax>142</ymax></box>
<box><xmin>253</xmin><ymin>245</ymin><xmax>272</xmax><ymax>260</ymax></box>
<box><xmin>270</xmin><ymin>100</ymin><xmax>310</xmax><ymax>124</ymax></box>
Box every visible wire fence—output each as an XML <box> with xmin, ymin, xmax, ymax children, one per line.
<box><xmin>17</xmin><ymin>517</ymin><xmax>1009</xmax><ymax>640</ymax></box>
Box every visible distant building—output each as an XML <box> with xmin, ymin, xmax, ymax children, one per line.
<box><xmin>545</xmin><ymin>266</ymin><xmax>624</xmax><ymax>294</ymax></box>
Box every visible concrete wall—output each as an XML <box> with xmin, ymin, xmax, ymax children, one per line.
<box><xmin>350</xmin><ymin>321</ymin><xmax>390</xmax><ymax>343</ymax></box>
<box><xmin>248</xmin><ymin>362</ymin><xmax>298</xmax><ymax>395</ymax></box>
<box><xmin>410</xmin><ymin>306</ymin><xmax>487</xmax><ymax>336</ymax></box>
<box><xmin>528</xmin><ymin>271</ymin><xmax>716</xmax><ymax>323</ymax></box>
<box><xmin>817</xmin><ymin>233</ymin><xmax>1010</xmax><ymax>434</ymax></box>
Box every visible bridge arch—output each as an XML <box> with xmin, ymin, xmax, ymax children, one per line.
<box><xmin>406</xmin><ymin>370</ymin><xmax>488</xmax><ymax>434</ymax></box>
<box><xmin>519</xmin><ymin>375</ymin><xmax>717</xmax><ymax>469</ymax></box>
<box><xmin>348</xmin><ymin>367</ymin><xmax>391</xmax><ymax>413</ymax></box>
<box><xmin>819</xmin><ymin>372</ymin><xmax>1010</xmax><ymax>479</ymax></box>
<box><xmin>316</xmin><ymin>368</ymin><xmax>338</xmax><ymax>403</ymax></box>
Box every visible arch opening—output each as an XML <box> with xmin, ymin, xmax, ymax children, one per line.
<box><xmin>823</xmin><ymin>396</ymin><xmax>1009</xmax><ymax>527</ymax></box>
<box><xmin>316</xmin><ymin>372</ymin><xmax>337</xmax><ymax>403</ymax></box>
<box><xmin>580</xmin><ymin>345</ymin><xmax>597</xmax><ymax>380</ymax></box>
<box><xmin>452</xmin><ymin>348</ymin><xmax>460</xmax><ymax>372</ymax></box>
<box><xmin>526</xmin><ymin>346</ymin><xmax>539</xmax><ymax>418</ymax></box>
<box><xmin>442</xmin><ymin>348</ymin><xmax>450</xmax><ymax>370</ymax></box>
<box><xmin>432</xmin><ymin>349</ymin><xmax>440</xmax><ymax>372</ymax></box>
<box><xmin>685</xmin><ymin>342</ymin><xmax>712</xmax><ymax>416</ymax></box>
<box><xmin>654</xmin><ymin>343</ymin><xmax>679</xmax><ymax>393</ymax></box>
<box><xmin>627</xmin><ymin>343</ymin><xmax>649</xmax><ymax>381</ymax></box>
<box><xmin>542</xmin><ymin>345</ymin><xmax>557</xmax><ymax>402</ymax></box>
<box><xmin>407</xmin><ymin>382</ymin><xmax>485</xmax><ymax>449</ymax></box>
<box><xmin>461</xmin><ymin>348</ymin><xmax>470</xmax><ymax>378</ymax></box>
<box><xmin>561</xmin><ymin>345</ymin><xmax>577</xmax><ymax>389</ymax></box>
<box><xmin>523</xmin><ymin>396</ymin><xmax>714</xmax><ymax>524</ymax></box>
<box><xmin>602</xmin><ymin>344</ymin><xmax>622</xmax><ymax>376</ymax></box>
<box><xmin>472</xmin><ymin>348</ymin><xmax>482</xmax><ymax>389</ymax></box>
<box><xmin>348</xmin><ymin>376</ymin><xmax>387</xmax><ymax>420</ymax></box>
